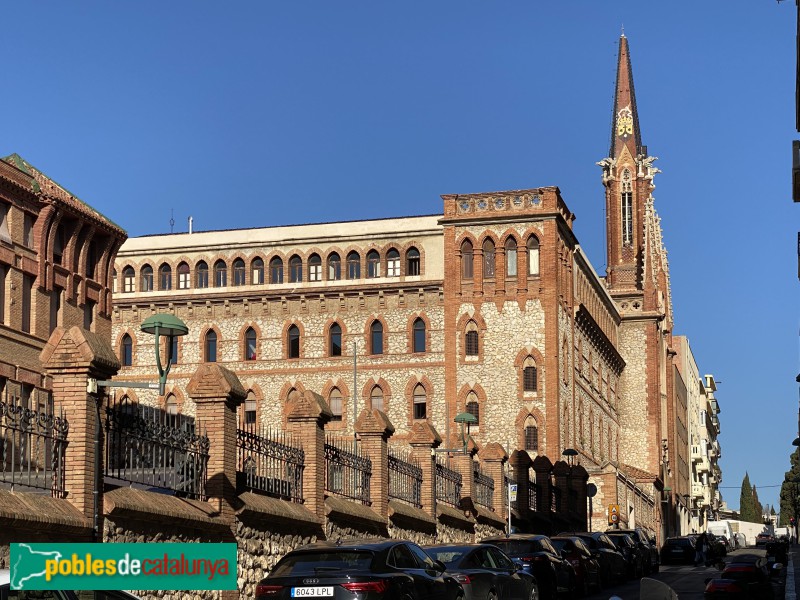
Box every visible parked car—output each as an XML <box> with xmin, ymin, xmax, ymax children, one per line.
<box><xmin>481</xmin><ymin>534</ymin><xmax>576</xmax><ymax>600</ymax></box>
<box><xmin>0</xmin><ymin>569</ymin><xmax>141</xmax><ymax>600</ymax></box>
<box><xmin>607</xmin><ymin>527</ymin><xmax>659</xmax><ymax>573</ymax></box>
<box><xmin>660</xmin><ymin>536</ymin><xmax>696</xmax><ymax>565</ymax></box>
<box><xmin>255</xmin><ymin>539</ymin><xmax>464</xmax><ymax>600</ymax></box>
<box><xmin>550</xmin><ymin>535</ymin><xmax>602</xmax><ymax>595</ymax></box>
<box><xmin>558</xmin><ymin>532</ymin><xmax>626</xmax><ymax>587</ymax></box>
<box><xmin>424</xmin><ymin>543</ymin><xmax>539</xmax><ymax>600</ymax></box>
<box><xmin>704</xmin><ymin>559</ymin><xmax>778</xmax><ymax>600</ymax></box>
<box><xmin>755</xmin><ymin>533</ymin><xmax>774</xmax><ymax>546</ymax></box>
<box><xmin>605</xmin><ymin>532</ymin><xmax>644</xmax><ymax>579</ymax></box>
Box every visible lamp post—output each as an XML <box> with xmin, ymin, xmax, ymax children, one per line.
<box><xmin>454</xmin><ymin>412</ymin><xmax>477</xmax><ymax>454</ymax></box>
<box><xmin>140</xmin><ymin>314</ymin><xmax>189</xmax><ymax>395</ymax></box>
<box><xmin>562</xmin><ymin>447</ymin><xmax>578</xmax><ymax>467</ymax></box>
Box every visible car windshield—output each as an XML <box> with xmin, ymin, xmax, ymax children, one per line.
<box><xmin>425</xmin><ymin>549</ymin><xmax>466</xmax><ymax>566</ymax></box>
<box><xmin>488</xmin><ymin>540</ymin><xmax>543</xmax><ymax>555</ymax></box>
<box><xmin>667</xmin><ymin>538</ymin><xmax>691</xmax><ymax>547</ymax></box>
<box><xmin>270</xmin><ymin>550</ymin><xmax>374</xmax><ymax>576</ymax></box>
<box><xmin>550</xmin><ymin>539</ymin><xmax>569</xmax><ymax>552</ymax></box>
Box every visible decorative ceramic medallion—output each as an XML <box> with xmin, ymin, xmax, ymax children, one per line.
<box><xmin>513</xmin><ymin>195</ymin><xmax>522</xmax><ymax>206</ymax></box>
<box><xmin>494</xmin><ymin>198</ymin><xmax>505</xmax><ymax>209</ymax></box>
<box><xmin>616</xmin><ymin>106</ymin><xmax>633</xmax><ymax>138</ymax></box>
<box><xmin>477</xmin><ymin>199</ymin><xmax>488</xmax><ymax>210</ymax></box>
<box><xmin>531</xmin><ymin>195</ymin><xmax>541</xmax><ymax>206</ymax></box>
<box><xmin>460</xmin><ymin>200</ymin><xmax>471</xmax><ymax>212</ymax></box>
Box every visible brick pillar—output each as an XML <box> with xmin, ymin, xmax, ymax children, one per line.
<box><xmin>409</xmin><ymin>421</ymin><xmax>442</xmax><ymax>518</ymax></box>
<box><xmin>479</xmin><ymin>442</ymin><xmax>508</xmax><ymax>518</ymax></box>
<box><xmin>186</xmin><ymin>363</ymin><xmax>245</xmax><ymax>521</ymax></box>
<box><xmin>552</xmin><ymin>460</ymin><xmax>570</xmax><ymax>518</ymax></box>
<box><xmin>286</xmin><ymin>390</ymin><xmax>332</xmax><ymax>521</ymax></box>
<box><xmin>453</xmin><ymin>439</ymin><xmax>479</xmax><ymax>512</ymax></box>
<box><xmin>510</xmin><ymin>451</ymin><xmax>532</xmax><ymax>516</ymax></box>
<box><xmin>41</xmin><ymin>326</ymin><xmax>120</xmax><ymax>534</ymax></box>
<box><xmin>355</xmin><ymin>408</ymin><xmax>394</xmax><ymax>519</ymax></box>
<box><xmin>531</xmin><ymin>455</ymin><xmax>554</xmax><ymax>516</ymax></box>
<box><xmin>570</xmin><ymin>465</ymin><xmax>589</xmax><ymax>531</ymax></box>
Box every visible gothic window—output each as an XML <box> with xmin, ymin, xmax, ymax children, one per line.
<box><xmin>346</xmin><ymin>251</ymin><xmax>360</xmax><ymax>279</ymax></box>
<box><xmin>159</xmin><ymin>264</ymin><xmax>172</xmax><ymax>290</ymax></box>
<box><xmin>524</xmin><ymin>416</ymin><xmax>538</xmax><ymax>451</ymax></box>
<box><xmin>308</xmin><ymin>254</ymin><xmax>322</xmax><ymax>282</ymax></box>
<box><xmin>483</xmin><ymin>239</ymin><xmax>495</xmax><ymax>279</ymax></box>
<box><xmin>270</xmin><ymin>257</ymin><xmax>284</xmax><ymax>284</ymax></box>
<box><xmin>287</xmin><ymin>325</ymin><xmax>300</xmax><ymax>359</ymax></box>
<box><xmin>244</xmin><ymin>327</ymin><xmax>257</xmax><ymax>361</ymax></box>
<box><xmin>169</xmin><ymin>336</ymin><xmax>178</xmax><ymax>365</ymax></box>
<box><xmin>177</xmin><ymin>262</ymin><xmax>190</xmax><ymax>289</ymax></box>
<box><xmin>387</xmin><ymin>248</ymin><xmax>400</xmax><ymax>277</ymax></box>
<box><xmin>465</xmin><ymin>321</ymin><xmax>479</xmax><ymax>356</ymax></box>
<box><xmin>406</xmin><ymin>247</ymin><xmax>420</xmax><ymax>276</ymax></box>
<box><xmin>370</xmin><ymin>386</ymin><xmax>384</xmax><ymax>412</ymax></box>
<box><xmin>327</xmin><ymin>253</ymin><xmax>341</xmax><ymax>280</ymax></box>
<box><xmin>466</xmin><ymin>392</ymin><xmax>479</xmax><ymax>425</ymax></box>
<box><xmin>165</xmin><ymin>394</ymin><xmax>179</xmax><ymax>426</ymax></box>
<box><xmin>523</xmin><ymin>357</ymin><xmax>537</xmax><ymax>392</ymax></box>
<box><xmin>622</xmin><ymin>169</ymin><xmax>633</xmax><ymax>246</ymax></box>
<box><xmin>251</xmin><ymin>258</ymin><xmax>264</xmax><ymax>284</ymax></box>
<box><xmin>413</xmin><ymin>384</ymin><xmax>427</xmax><ymax>420</ymax></box>
<box><xmin>243</xmin><ymin>391</ymin><xmax>257</xmax><ymax>427</ymax></box>
<box><xmin>122</xmin><ymin>266</ymin><xmax>135</xmax><ymax>292</ymax></box>
<box><xmin>196</xmin><ymin>261</ymin><xmax>209</xmax><ymax>288</ymax></box>
<box><xmin>505</xmin><ymin>238</ymin><xmax>517</xmax><ymax>277</ymax></box>
<box><xmin>289</xmin><ymin>255</ymin><xmax>302</xmax><ymax>283</ymax></box>
<box><xmin>214</xmin><ymin>260</ymin><xmax>227</xmax><ymax>287</ymax></box>
<box><xmin>461</xmin><ymin>240</ymin><xmax>473</xmax><ymax>279</ymax></box>
<box><xmin>205</xmin><ymin>330</ymin><xmax>217</xmax><ymax>362</ymax></box>
<box><xmin>121</xmin><ymin>334</ymin><xmax>132</xmax><ymax>367</ymax></box>
<box><xmin>527</xmin><ymin>236</ymin><xmax>540</xmax><ymax>276</ymax></box>
<box><xmin>412</xmin><ymin>318</ymin><xmax>426</xmax><ymax>353</ymax></box>
<box><xmin>141</xmin><ymin>265</ymin><xmax>153</xmax><ymax>292</ymax></box>
<box><xmin>329</xmin><ymin>323</ymin><xmax>342</xmax><ymax>357</ymax></box>
<box><xmin>370</xmin><ymin>320</ymin><xmax>384</xmax><ymax>355</ymax></box>
<box><xmin>233</xmin><ymin>258</ymin><xmax>246</xmax><ymax>286</ymax></box>
<box><xmin>367</xmin><ymin>250</ymin><xmax>380</xmax><ymax>278</ymax></box>
<box><xmin>329</xmin><ymin>388</ymin><xmax>343</xmax><ymax>422</ymax></box>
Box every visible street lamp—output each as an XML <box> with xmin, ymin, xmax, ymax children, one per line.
<box><xmin>454</xmin><ymin>412</ymin><xmax>478</xmax><ymax>454</ymax></box>
<box><xmin>562</xmin><ymin>447</ymin><xmax>578</xmax><ymax>467</ymax></box>
<box><xmin>140</xmin><ymin>314</ymin><xmax>189</xmax><ymax>395</ymax></box>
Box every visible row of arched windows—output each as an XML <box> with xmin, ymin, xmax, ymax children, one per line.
<box><xmin>460</xmin><ymin>235</ymin><xmax>540</xmax><ymax>280</ymax></box>
<box><xmin>117</xmin><ymin>247</ymin><xmax>422</xmax><ymax>293</ymax></box>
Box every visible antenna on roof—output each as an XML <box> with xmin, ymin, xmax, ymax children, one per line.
<box><xmin>170</xmin><ymin>209</ymin><xmax>175</xmax><ymax>234</ymax></box>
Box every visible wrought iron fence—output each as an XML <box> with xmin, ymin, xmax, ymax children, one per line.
<box><xmin>324</xmin><ymin>437</ymin><xmax>371</xmax><ymax>505</ymax></box>
<box><xmin>528</xmin><ymin>481</ymin><xmax>538</xmax><ymax>511</ymax></box>
<box><xmin>551</xmin><ymin>486</ymin><xmax>561</xmax><ymax>512</ymax></box>
<box><xmin>388</xmin><ymin>446</ymin><xmax>422</xmax><ymax>508</ymax></box>
<box><xmin>237</xmin><ymin>427</ymin><xmax>304</xmax><ymax>503</ymax></box>
<box><xmin>0</xmin><ymin>392</ymin><xmax>68</xmax><ymax>497</ymax></box>
<box><xmin>104</xmin><ymin>400</ymin><xmax>209</xmax><ymax>500</ymax></box>
<box><xmin>473</xmin><ymin>462</ymin><xmax>494</xmax><ymax>510</ymax></box>
<box><xmin>435</xmin><ymin>456</ymin><xmax>462</xmax><ymax>508</ymax></box>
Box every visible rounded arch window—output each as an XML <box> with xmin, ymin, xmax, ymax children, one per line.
<box><xmin>329</xmin><ymin>323</ymin><xmax>342</xmax><ymax>357</ymax></box>
<box><xmin>213</xmin><ymin>260</ymin><xmax>227</xmax><ymax>287</ymax></box>
<box><xmin>327</xmin><ymin>253</ymin><xmax>341</xmax><ymax>280</ymax></box>
<box><xmin>177</xmin><ymin>262</ymin><xmax>190</xmax><ymax>289</ymax></box>
<box><xmin>465</xmin><ymin>321</ymin><xmax>479</xmax><ymax>357</ymax></box>
<box><xmin>367</xmin><ymin>250</ymin><xmax>380</xmax><ymax>278</ymax></box>
<box><xmin>287</xmin><ymin>325</ymin><xmax>300</xmax><ymax>358</ymax></box>
<box><xmin>244</xmin><ymin>327</ymin><xmax>257</xmax><ymax>361</ymax></box>
<box><xmin>270</xmin><ymin>257</ymin><xmax>284</xmax><ymax>284</ymax></box>
<box><xmin>466</xmin><ymin>392</ymin><xmax>479</xmax><ymax>425</ymax></box>
<box><xmin>527</xmin><ymin>236</ymin><xmax>540</xmax><ymax>276</ymax></box>
<box><xmin>413</xmin><ymin>384</ymin><xmax>426</xmax><ymax>420</ymax></box>
<box><xmin>121</xmin><ymin>334</ymin><xmax>133</xmax><ymax>366</ymax></box>
<box><xmin>482</xmin><ymin>239</ymin><xmax>495</xmax><ymax>279</ymax></box>
<box><xmin>122</xmin><ymin>266</ymin><xmax>135</xmax><ymax>292</ymax></box>
<box><xmin>196</xmin><ymin>261</ymin><xmax>209</xmax><ymax>288</ymax></box>
<box><xmin>524</xmin><ymin>415</ymin><xmax>538</xmax><ymax>451</ymax></box>
<box><xmin>242</xmin><ymin>391</ymin><xmax>257</xmax><ymax>428</ymax></box>
<box><xmin>461</xmin><ymin>240</ymin><xmax>473</xmax><ymax>279</ymax></box>
<box><xmin>370</xmin><ymin>320</ymin><xmax>383</xmax><ymax>355</ymax></box>
<box><xmin>412</xmin><ymin>318</ymin><xmax>426</xmax><ymax>353</ymax></box>
<box><xmin>406</xmin><ymin>247</ymin><xmax>420</xmax><ymax>276</ymax></box>
<box><xmin>505</xmin><ymin>238</ymin><xmax>517</xmax><ymax>277</ymax></box>
<box><xmin>346</xmin><ymin>252</ymin><xmax>361</xmax><ymax>279</ymax></box>
<box><xmin>370</xmin><ymin>386</ymin><xmax>384</xmax><ymax>412</ymax></box>
<box><xmin>158</xmin><ymin>264</ymin><xmax>172</xmax><ymax>290</ymax></box>
<box><xmin>233</xmin><ymin>258</ymin><xmax>246</xmax><ymax>286</ymax></box>
<box><xmin>308</xmin><ymin>254</ymin><xmax>322</xmax><ymax>282</ymax></box>
<box><xmin>289</xmin><ymin>255</ymin><xmax>302</xmax><ymax>283</ymax></box>
<box><xmin>387</xmin><ymin>248</ymin><xmax>400</xmax><ymax>277</ymax></box>
<box><xmin>329</xmin><ymin>388</ymin><xmax>343</xmax><ymax>422</ymax></box>
<box><xmin>140</xmin><ymin>265</ymin><xmax>153</xmax><ymax>292</ymax></box>
<box><xmin>205</xmin><ymin>330</ymin><xmax>218</xmax><ymax>362</ymax></box>
<box><xmin>251</xmin><ymin>257</ymin><xmax>264</xmax><ymax>285</ymax></box>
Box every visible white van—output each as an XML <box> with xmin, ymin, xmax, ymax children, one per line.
<box><xmin>707</xmin><ymin>521</ymin><xmax>735</xmax><ymax>548</ymax></box>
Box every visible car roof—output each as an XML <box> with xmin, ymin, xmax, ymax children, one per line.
<box><xmin>291</xmin><ymin>539</ymin><xmax>400</xmax><ymax>552</ymax></box>
<box><xmin>482</xmin><ymin>534</ymin><xmax>548</xmax><ymax>541</ymax></box>
<box><xmin>424</xmin><ymin>543</ymin><xmax>494</xmax><ymax>550</ymax></box>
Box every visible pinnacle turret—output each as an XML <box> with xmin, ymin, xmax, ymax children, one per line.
<box><xmin>609</xmin><ymin>35</ymin><xmax>643</xmax><ymax>159</ymax></box>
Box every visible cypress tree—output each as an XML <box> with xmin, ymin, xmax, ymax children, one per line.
<box><xmin>740</xmin><ymin>473</ymin><xmax>754</xmax><ymax>522</ymax></box>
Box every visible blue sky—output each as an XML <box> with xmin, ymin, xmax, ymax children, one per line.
<box><xmin>2</xmin><ymin>1</ymin><xmax>798</xmax><ymax>512</ymax></box>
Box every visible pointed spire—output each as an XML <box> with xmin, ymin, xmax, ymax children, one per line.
<box><xmin>609</xmin><ymin>34</ymin><xmax>643</xmax><ymax>159</ymax></box>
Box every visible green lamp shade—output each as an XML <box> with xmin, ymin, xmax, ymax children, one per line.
<box><xmin>141</xmin><ymin>313</ymin><xmax>189</xmax><ymax>337</ymax></box>
<box><xmin>454</xmin><ymin>412</ymin><xmax>478</xmax><ymax>424</ymax></box>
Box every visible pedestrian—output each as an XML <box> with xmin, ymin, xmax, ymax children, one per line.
<box><xmin>694</xmin><ymin>532</ymin><xmax>708</xmax><ymax>567</ymax></box>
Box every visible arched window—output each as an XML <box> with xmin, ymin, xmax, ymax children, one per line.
<box><xmin>329</xmin><ymin>323</ymin><xmax>342</xmax><ymax>357</ymax></box>
<box><xmin>461</xmin><ymin>240</ymin><xmax>473</xmax><ymax>279</ymax></box>
<box><xmin>328</xmin><ymin>253</ymin><xmax>341</xmax><ymax>280</ymax></box>
<box><xmin>242</xmin><ymin>391</ymin><xmax>257</xmax><ymax>428</ymax></box>
<box><xmin>112</xmin><ymin>269</ymin><xmax>118</xmax><ymax>293</ymax></box>
<box><xmin>270</xmin><ymin>257</ymin><xmax>284</xmax><ymax>284</ymax></box>
<box><xmin>622</xmin><ymin>169</ymin><xmax>633</xmax><ymax>246</ymax></box>
<box><xmin>329</xmin><ymin>388</ymin><xmax>343</xmax><ymax>422</ymax></box>
<box><xmin>412</xmin><ymin>318</ymin><xmax>426</xmax><ymax>353</ymax></box>
<box><xmin>387</xmin><ymin>249</ymin><xmax>400</xmax><ymax>277</ymax></box>
<box><xmin>413</xmin><ymin>384</ymin><xmax>426</xmax><ymax>420</ymax></box>
<box><xmin>214</xmin><ymin>260</ymin><xmax>227</xmax><ymax>287</ymax></box>
<box><xmin>244</xmin><ymin>327</ymin><xmax>257</xmax><ymax>361</ymax></box>
<box><xmin>308</xmin><ymin>254</ymin><xmax>322</xmax><ymax>282</ymax></box>
<box><xmin>205</xmin><ymin>330</ymin><xmax>217</xmax><ymax>362</ymax></box>
<box><xmin>370</xmin><ymin>321</ymin><xmax>383</xmax><ymax>355</ymax></box>
<box><xmin>158</xmin><ymin>264</ymin><xmax>172</xmax><ymax>291</ymax></box>
<box><xmin>465</xmin><ymin>321</ymin><xmax>479</xmax><ymax>356</ymax></box>
<box><xmin>233</xmin><ymin>258</ymin><xmax>245</xmax><ymax>286</ymax></box>
<box><xmin>287</xmin><ymin>325</ymin><xmax>300</xmax><ymax>359</ymax></box>
<box><xmin>177</xmin><ymin>262</ymin><xmax>190</xmax><ymax>289</ymax></box>
<box><xmin>524</xmin><ymin>415</ymin><xmax>539</xmax><ymax>451</ymax></box>
<box><xmin>122</xmin><ymin>266</ymin><xmax>135</xmax><ymax>292</ymax></box>
<box><xmin>165</xmin><ymin>394</ymin><xmax>179</xmax><ymax>426</ymax></box>
<box><xmin>578</xmin><ymin>402</ymin><xmax>584</xmax><ymax>447</ymax></box>
<box><xmin>466</xmin><ymin>392</ymin><xmax>479</xmax><ymax>425</ymax></box>
<box><xmin>367</xmin><ymin>250</ymin><xmax>380</xmax><ymax>278</ymax></box>
<box><xmin>196</xmin><ymin>261</ymin><xmax>209</xmax><ymax>288</ymax></box>
<box><xmin>505</xmin><ymin>238</ymin><xmax>517</xmax><ymax>277</ymax></box>
<box><xmin>289</xmin><ymin>255</ymin><xmax>302</xmax><ymax>283</ymax></box>
<box><xmin>121</xmin><ymin>334</ymin><xmax>132</xmax><ymax>367</ymax></box>
<box><xmin>527</xmin><ymin>237</ymin><xmax>540</xmax><ymax>276</ymax></box>
<box><xmin>483</xmin><ymin>239</ymin><xmax>495</xmax><ymax>279</ymax></box>
<box><xmin>141</xmin><ymin>265</ymin><xmax>153</xmax><ymax>292</ymax></box>
<box><xmin>523</xmin><ymin>357</ymin><xmax>537</xmax><ymax>392</ymax></box>
<box><xmin>407</xmin><ymin>247</ymin><xmax>420</xmax><ymax>276</ymax></box>
<box><xmin>370</xmin><ymin>386</ymin><xmax>384</xmax><ymax>412</ymax></box>
<box><xmin>346</xmin><ymin>251</ymin><xmax>361</xmax><ymax>279</ymax></box>
<box><xmin>169</xmin><ymin>336</ymin><xmax>178</xmax><ymax>365</ymax></box>
<box><xmin>251</xmin><ymin>257</ymin><xmax>264</xmax><ymax>285</ymax></box>
<box><xmin>590</xmin><ymin>409</ymin><xmax>595</xmax><ymax>454</ymax></box>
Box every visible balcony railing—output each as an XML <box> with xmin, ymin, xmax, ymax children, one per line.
<box><xmin>237</xmin><ymin>427</ymin><xmax>304</xmax><ymax>503</ymax></box>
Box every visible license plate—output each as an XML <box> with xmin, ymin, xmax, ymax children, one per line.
<box><xmin>291</xmin><ymin>587</ymin><xmax>334</xmax><ymax>597</ymax></box>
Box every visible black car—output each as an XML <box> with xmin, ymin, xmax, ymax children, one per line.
<box><xmin>558</xmin><ymin>532</ymin><xmax>626</xmax><ymax>587</ymax></box>
<box><xmin>660</xmin><ymin>536</ymin><xmax>696</xmax><ymax>565</ymax></box>
<box><xmin>550</xmin><ymin>536</ymin><xmax>602</xmax><ymax>595</ymax></box>
<box><xmin>605</xmin><ymin>532</ymin><xmax>644</xmax><ymax>579</ymax></box>
<box><xmin>481</xmin><ymin>534</ymin><xmax>575</xmax><ymax>600</ymax></box>
<box><xmin>607</xmin><ymin>528</ymin><xmax>659</xmax><ymax>573</ymax></box>
<box><xmin>424</xmin><ymin>543</ymin><xmax>539</xmax><ymax>600</ymax></box>
<box><xmin>255</xmin><ymin>539</ymin><xmax>464</xmax><ymax>600</ymax></box>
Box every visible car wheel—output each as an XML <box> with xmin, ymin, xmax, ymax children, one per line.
<box><xmin>528</xmin><ymin>582</ymin><xmax>539</xmax><ymax>600</ymax></box>
<box><xmin>487</xmin><ymin>592</ymin><xmax>497</xmax><ymax>600</ymax></box>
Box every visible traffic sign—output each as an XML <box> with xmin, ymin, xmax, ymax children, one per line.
<box><xmin>509</xmin><ymin>484</ymin><xmax>518</xmax><ymax>502</ymax></box>
<box><xmin>608</xmin><ymin>504</ymin><xmax>620</xmax><ymax>525</ymax></box>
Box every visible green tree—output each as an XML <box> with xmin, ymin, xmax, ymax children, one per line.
<box><xmin>753</xmin><ymin>486</ymin><xmax>764</xmax><ymax>524</ymax></box>
<box><xmin>780</xmin><ymin>448</ymin><xmax>800</xmax><ymax>526</ymax></box>
<box><xmin>740</xmin><ymin>472</ymin><xmax>755</xmax><ymax>522</ymax></box>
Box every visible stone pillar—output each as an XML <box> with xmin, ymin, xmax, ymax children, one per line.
<box><xmin>286</xmin><ymin>390</ymin><xmax>332</xmax><ymax>521</ymax></box>
<box><xmin>409</xmin><ymin>421</ymin><xmax>442</xmax><ymax>518</ymax></box>
<box><xmin>453</xmin><ymin>439</ymin><xmax>479</xmax><ymax>512</ymax></box>
<box><xmin>186</xmin><ymin>363</ymin><xmax>245</xmax><ymax>521</ymax></box>
<box><xmin>41</xmin><ymin>327</ymin><xmax>120</xmax><ymax>535</ymax></box>
<box><xmin>479</xmin><ymin>442</ymin><xmax>508</xmax><ymax>518</ymax></box>
<box><xmin>510</xmin><ymin>450</ymin><xmax>532</xmax><ymax>516</ymax></box>
<box><xmin>355</xmin><ymin>408</ymin><xmax>394</xmax><ymax>519</ymax></box>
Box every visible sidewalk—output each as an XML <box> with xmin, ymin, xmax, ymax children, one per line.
<box><xmin>787</xmin><ymin>544</ymin><xmax>800</xmax><ymax>600</ymax></box>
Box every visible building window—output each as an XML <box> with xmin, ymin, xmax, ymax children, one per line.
<box><xmin>214</xmin><ymin>260</ymin><xmax>227</xmax><ymax>287</ymax></box>
<box><xmin>251</xmin><ymin>258</ymin><xmax>264</xmax><ymax>284</ymax></box>
<box><xmin>270</xmin><ymin>257</ymin><xmax>284</xmax><ymax>284</ymax></box>
<box><xmin>622</xmin><ymin>169</ymin><xmax>633</xmax><ymax>246</ymax></box>
<box><xmin>524</xmin><ymin>416</ymin><xmax>538</xmax><ymax>451</ymax></box>
<box><xmin>53</xmin><ymin>225</ymin><xmax>66</xmax><ymax>266</ymax></box>
<box><xmin>244</xmin><ymin>327</ymin><xmax>257</xmax><ymax>361</ymax></box>
<box><xmin>21</xmin><ymin>274</ymin><xmax>32</xmax><ymax>333</ymax></box>
<box><xmin>413</xmin><ymin>384</ymin><xmax>426</xmax><ymax>420</ymax></box>
<box><xmin>289</xmin><ymin>255</ymin><xmax>302</xmax><ymax>283</ymax></box>
<box><xmin>370</xmin><ymin>386</ymin><xmax>384</xmax><ymax>412</ymax></box>
<box><xmin>233</xmin><ymin>258</ymin><xmax>246</xmax><ymax>286</ymax></box>
<box><xmin>527</xmin><ymin>237</ymin><xmax>540</xmax><ymax>276</ymax></box>
<box><xmin>505</xmin><ymin>238</ymin><xmax>517</xmax><ymax>277</ymax></box>
<box><xmin>121</xmin><ymin>334</ymin><xmax>133</xmax><ymax>367</ymax></box>
<box><xmin>387</xmin><ymin>249</ymin><xmax>400</xmax><ymax>277</ymax></box>
<box><xmin>205</xmin><ymin>330</ymin><xmax>217</xmax><ymax>362</ymax></box>
<box><xmin>158</xmin><ymin>264</ymin><xmax>172</xmax><ymax>290</ymax></box>
<box><xmin>141</xmin><ymin>265</ymin><xmax>153</xmax><ymax>292</ymax></box>
<box><xmin>308</xmin><ymin>254</ymin><xmax>322</xmax><ymax>282</ymax></box>
<box><xmin>412</xmin><ymin>318</ymin><xmax>426</xmax><ymax>353</ymax></box>
<box><xmin>461</xmin><ymin>240</ymin><xmax>473</xmax><ymax>279</ymax></box>
<box><xmin>465</xmin><ymin>323</ymin><xmax>479</xmax><ymax>357</ymax></box>
<box><xmin>177</xmin><ymin>262</ymin><xmax>190</xmax><ymax>289</ymax></box>
<box><xmin>287</xmin><ymin>325</ymin><xmax>300</xmax><ymax>359</ymax></box>
<box><xmin>523</xmin><ymin>358</ymin><xmax>537</xmax><ymax>392</ymax></box>
<box><xmin>466</xmin><ymin>392</ymin><xmax>479</xmax><ymax>425</ymax></box>
<box><xmin>329</xmin><ymin>388</ymin><xmax>343</xmax><ymax>422</ymax></box>
<box><xmin>0</xmin><ymin>203</ymin><xmax>10</xmax><ymax>244</ymax></box>
<box><xmin>328</xmin><ymin>253</ymin><xmax>341</xmax><ymax>280</ymax></box>
<box><xmin>370</xmin><ymin>321</ymin><xmax>383</xmax><ymax>355</ymax></box>
<box><xmin>346</xmin><ymin>251</ymin><xmax>361</xmax><ymax>279</ymax></box>
<box><xmin>243</xmin><ymin>392</ymin><xmax>257</xmax><ymax>428</ymax></box>
<box><xmin>329</xmin><ymin>323</ymin><xmax>342</xmax><ymax>357</ymax></box>
<box><xmin>23</xmin><ymin>213</ymin><xmax>34</xmax><ymax>248</ymax></box>
<box><xmin>196</xmin><ymin>261</ymin><xmax>209</xmax><ymax>288</ymax></box>
<box><xmin>483</xmin><ymin>239</ymin><xmax>495</xmax><ymax>279</ymax></box>
<box><xmin>169</xmin><ymin>336</ymin><xmax>178</xmax><ymax>364</ymax></box>
<box><xmin>367</xmin><ymin>250</ymin><xmax>380</xmax><ymax>278</ymax></box>
<box><xmin>123</xmin><ymin>266</ymin><xmax>135</xmax><ymax>292</ymax></box>
<box><xmin>49</xmin><ymin>286</ymin><xmax>63</xmax><ymax>334</ymax></box>
<box><xmin>407</xmin><ymin>247</ymin><xmax>420</xmax><ymax>276</ymax></box>
<box><xmin>165</xmin><ymin>394</ymin><xmax>179</xmax><ymax>426</ymax></box>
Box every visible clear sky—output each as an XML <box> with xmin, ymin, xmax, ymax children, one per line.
<box><xmin>2</xmin><ymin>1</ymin><xmax>798</xmax><ymax>513</ymax></box>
